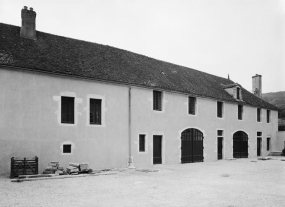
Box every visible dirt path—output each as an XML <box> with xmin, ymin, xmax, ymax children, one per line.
<box><xmin>1</xmin><ymin>157</ymin><xmax>285</xmax><ymax>207</ymax></box>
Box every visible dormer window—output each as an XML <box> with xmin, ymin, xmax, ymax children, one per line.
<box><xmin>236</xmin><ymin>87</ymin><xmax>240</xmax><ymax>99</ymax></box>
<box><xmin>222</xmin><ymin>83</ymin><xmax>242</xmax><ymax>101</ymax></box>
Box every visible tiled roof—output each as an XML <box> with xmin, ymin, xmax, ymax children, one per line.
<box><xmin>0</xmin><ymin>23</ymin><xmax>279</xmax><ymax>111</ymax></box>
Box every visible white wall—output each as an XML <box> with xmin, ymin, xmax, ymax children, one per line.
<box><xmin>130</xmin><ymin>87</ymin><xmax>278</xmax><ymax>166</ymax></box>
<box><xmin>276</xmin><ymin>132</ymin><xmax>285</xmax><ymax>151</ymax></box>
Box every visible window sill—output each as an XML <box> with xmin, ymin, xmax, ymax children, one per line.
<box><xmin>87</xmin><ymin>124</ymin><xmax>106</xmax><ymax>127</ymax></box>
<box><xmin>138</xmin><ymin>151</ymin><xmax>148</xmax><ymax>154</ymax></box>
<box><xmin>60</xmin><ymin>123</ymin><xmax>76</xmax><ymax>126</ymax></box>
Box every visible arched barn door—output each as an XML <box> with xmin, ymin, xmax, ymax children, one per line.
<box><xmin>233</xmin><ymin>131</ymin><xmax>248</xmax><ymax>158</ymax></box>
<box><xmin>181</xmin><ymin>128</ymin><xmax>204</xmax><ymax>163</ymax></box>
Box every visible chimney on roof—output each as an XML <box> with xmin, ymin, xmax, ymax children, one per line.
<box><xmin>20</xmin><ymin>6</ymin><xmax>37</xmax><ymax>40</ymax></box>
<box><xmin>252</xmin><ymin>74</ymin><xmax>262</xmax><ymax>98</ymax></box>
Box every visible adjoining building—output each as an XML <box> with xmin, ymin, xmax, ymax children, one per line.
<box><xmin>0</xmin><ymin>7</ymin><xmax>279</xmax><ymax>174</ymax></box>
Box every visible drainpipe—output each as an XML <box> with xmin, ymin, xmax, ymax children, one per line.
<box><xmin>128</xmin><ymin>86</ymin><xmax>135</xmax><ymax>168</ymax></box>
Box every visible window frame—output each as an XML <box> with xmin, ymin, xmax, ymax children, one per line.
<box><xmin>90</xmin><ymin>98</ymin><xmax>102</xmax><ymax>125</ymax></box>
<box><xmin>267</xmin><ymin>110</ymin><xmax>270</xmax><ymax>123</ymax></box>
<box><xmin>139</xmin><ymin>134</ymin><xmax>146</xmax><ymax>152</ymax></box>
<box><xmin>61</xmin><ymin>96</ymin><xmax>75</xmax><ymax>124</ymax></box>
<box><xmin>188</xmin><ymin>96</ymin><xmax>196</xmax><ymax>115</ymax></box>
<box><xmin>153</xmin><ymin>90</ymin><xmax>162</xmax><ymax>111</ymax></box>
<box><xmin>238</xmin><ymin>105</ymin><xmax>243</xmax><ymax>120</ymax></box>
<box><xmin>217</xmin><ymin>101</ymin><xmax>223</xmax><ymax>118</ymax></box>
<box><xmin>267</xmin><ymin>137</ymin><xmax>271</xmax><ymax>151</ymax></box>
<box><xmin>63</xmin><ymin>144</ymin><xmax>72</xmax><ymax>154</ymax></box>
<box><xmin>236</xmin><ymin>87</ymin><xmax>240</xmax><ymax>99</ymax></box>
<box><xmin>257</xmin><ymin>108</ymin><xmax>261</xmax><ymax>122</ymax></box>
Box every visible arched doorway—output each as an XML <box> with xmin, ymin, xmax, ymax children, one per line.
<box><xmin>181</xmin><ymin>128</ymin><xmax>204</xmax><ymax>163</ymax></box>
<box><xmin>233</xmin><ymin>131</ymin><xmax>248</xmax><ymax>158</ymax></box>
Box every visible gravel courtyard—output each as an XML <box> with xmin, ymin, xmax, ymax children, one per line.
<box><xmin>1</xmin><ymin>157</ymin><xmax>285</xmax><ymax>207</ymax></box>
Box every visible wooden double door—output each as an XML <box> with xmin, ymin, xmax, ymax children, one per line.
<box><xmin>233</xmin><ymin>131</ymin><xmax>248</xmax><ymax>158</ymax></box>
<box><xmin>181</xmin><ymin>128</ymin><xmax>204</xmax><ymax>163</ymax></box>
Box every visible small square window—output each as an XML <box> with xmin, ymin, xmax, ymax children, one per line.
<box><xmin>63</xmin><ymin>144</ymin><xmax>72</xmax><ymax>153</ymax></box>
<box><xmin>257</xmin><ymin>132</ymin><xmax>262</xmax><ymax>137</ymax></box>
<box><xmin>217</xmin><ymin>130</ymin><xmax>223</xmax><ymax>136</ymax></box>
<box><xmin>139</xmin><ymin>134</ymin><xmax>146</xmax><ymax>152</ymax></box>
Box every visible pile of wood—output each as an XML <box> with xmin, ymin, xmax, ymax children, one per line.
<box><xmin>66</xmin><ymin>162</ymin><xmax>91</xmax><ymax>175</ymax></box>
<box><xmin>42</xmin><ymin>161</ymin><xmax>65</xmax><ymax>175</ymax></box>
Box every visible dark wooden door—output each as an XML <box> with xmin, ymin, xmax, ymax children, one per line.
<box><xmin>153</xmin><ymin>135</ymin><xmax>162</xmax><ymax>164</ymax></box>
<box><xmin>218</xmin><ymin>137</ymin><xmax>223</xmax><ymax>160</ymax></box>
<box><xmin>181</xmin><ymin>128</ymin><xmax>203</xmax><ymax>163</ymax></box>
<box><xmin>233</xmin><ymin>131</ymin><xmax>248</xmax><ymax>158</ymax></box>
<box><xmin>257</xmin><ymin>138</ymin><xmax>262</xmax><ymax>156</ymax></box>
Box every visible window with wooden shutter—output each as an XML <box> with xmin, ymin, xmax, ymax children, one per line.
<box><xmin>217</xmin><ymin>101</ymin><xmax>223</xmax><ymax>118</ymax></box>
<box><xmin>257</xmin><ymin>108</ymin><xmax>261</xmax><ymax>122</ymax></box>
<box><xmin>188</xmin><ymin>97</ymin><xmax>196</xmax><ymax>115</ymax></box>
<box><xmin>153</xmin><ymin>91</ymin><xmax>162</xmax><ymax>111</ymax></box>
<box><xmin>238</xmin><ymin>105</ymin><xmax>243</xmax><ymax>120</ymax></box>
<box><xmin>267</xmin><ymin>110</ymin><xmax>270</xmax><ymax>123</ymax></box>
<box><xmin>139</xmin><ymin>134</ymin><xmax>146</xmax><ymax>152</ymax></box>
<box><xmin>61</xmin><ymin>96</ymin><xmax>74</xmax><ymax>124</ymax></box>
<box><xmin>90</xmin><ymin>99</ymin><xmax>102</xmax><ymax>125</ymax></box>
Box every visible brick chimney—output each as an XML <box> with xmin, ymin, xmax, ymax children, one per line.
<box><xmin>20</xmin><ymin>6</ymin><xmax>37</xmax><ymax>40</ymax></box>
<box><xmin>252</xmin><ymin>74</ymin><xmax>262</xmax><ymax>98</ymax></box>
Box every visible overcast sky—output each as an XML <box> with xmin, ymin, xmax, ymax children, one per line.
<box><xmin>1</xmin><ymin>0</ymin><xmax>284</xmax><ymax>93</ymax></box>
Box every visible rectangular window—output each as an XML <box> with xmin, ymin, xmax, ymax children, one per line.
<box><xmin>237</xmin><ymin>87</ymin><xmax>240</xmax><ymax>99</ymax></box>
<box><xmin>267</xmin><ymin>138</ymin><xmax>270</xmax><ymax>151</ymax></box>
<box><xmin>63</xmin><ymin>144</ymin><xmax>72</xmax><ymax>153</ymax></box>
<box><xmin>257</xmin><ymin>108</ymin><xmax>261</xmax><ymax>122</ymax></box>
<box><xmin>139</xmin><ymin>134</ymin><xmax>146</xmax><ymax>152</ymax></box>
<box><xmin>90</xmin><ymin>99</ymin><xmax>102</xmax><ymax>125</ymax></box>
<box><xmin>153</xmin><ymin>90</ymin><xmax>162</xmax><ymax>111</ymax></box>
<box><xmin>238</xmin><ymin>105</ymin><xmax>243</xmax><ymax>120</ymax></box>
<box><xmin>188</xmin><ymin>97</ymin><xmax>196</xmax><ymax>115</ymax></box>
<box><xmin>217</xmin><ymin>101</ymin><xmax>223</xmax><ymax>118</ymax></box>
<box><xmin>257</xmin><ymin>132</ymin><xmax>262</xmax><ymax>137</ymax></box>
<box><xmin>61</xmin><ymin>96</ymin><xmax>74</xmax><ymax>124</ymax></box>
<box><xmin>267</xmin><ymin>110</ymin><xmax>270</xmax><ymax>123</ymax></box>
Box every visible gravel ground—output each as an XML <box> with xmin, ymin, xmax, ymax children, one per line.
<box><xmin>1</xmin><ymin>157</ymin><xmax>285</xmax><ymax>207</ymax></box>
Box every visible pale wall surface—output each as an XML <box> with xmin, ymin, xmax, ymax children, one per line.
<box><xmin>0</xmin><ymin>68</ymin><xmax>129</xmax><ymax>174</ymax></box>
<box><xmin>276</xmin><ymin>131</ymin><xmax>285</xmax><ymax>151</ymax></box>
<box><xmin>130</xmin><ymin>87</ymin><xmax>278</xmax><ymax>166</ymax></box>
<box><xmin>0</xmin><ymin>67</ymin><xmax>279</xmax><ymax>174</ymax></box>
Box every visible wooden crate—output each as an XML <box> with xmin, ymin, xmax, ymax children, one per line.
<box><xmin>10</xmin><ymin>157</ymin><xmax>38</xmax><ymax>178</ymax></box>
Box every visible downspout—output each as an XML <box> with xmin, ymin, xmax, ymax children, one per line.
<box><xmin>128</xmin><ymin>86</ymin><xmax>135</xmax><ymax>168</ymax></box>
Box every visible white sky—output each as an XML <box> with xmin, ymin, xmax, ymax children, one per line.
<box><xmin>1</xmin><ymin>0</ymin><xmax>284</xmax><ymax>93</ymax></box>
